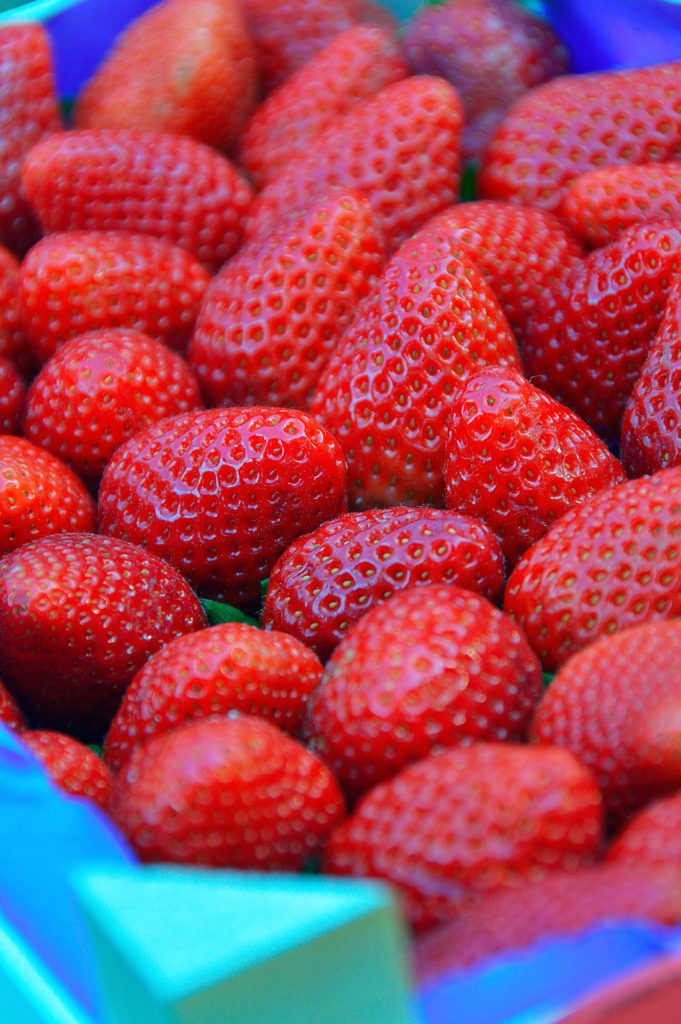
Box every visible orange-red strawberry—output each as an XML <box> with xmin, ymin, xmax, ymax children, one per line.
<box><xmin>306</xmin><ymin>585</ymin><xmax>542</xmax><ymax>795</ymax></box>
<box><xmin>104</xmin><ymin>622</ymin><xmax>323</xmax><ymax>772</ymax></box>
<box><xmin>74</xmin><ymin>0</ymin><xmax>256</xmax><ymax>150</ymax></box>
<box><xmin>0</xmin><ymin>680</ymin><xmax>25</xmax><ymax>733</ymax></box>
<box><xmin>0</xmin><ymin>245</ymin><xmax>30</xmax><ymax>374</ymax></box>
<box><xmin>21</xmin><ymin>731</ymin><xmax>112</xmax><ymax>810</ymax></box>
<box><xmin>22</xmin><ymin>130</ymin><xmax>253</xmax><ymax>272</ymax></box>
<box><xmin>110</xmin><ymin>715</ymin><xmax>345</xmax><ymax>868</ymax></box>
<box><xmin>23</xmin><ymin>329</ymin><xmax>203</xmax><ymax>485</ymax></box>
<box><xmin>262</xmin><ymin>508</ymin><xmax>504</xmax><ymax>661</ymax></box>
<box><xmin>0</xmin><ymin>357</ymin><xmax>24</xmax><ymax>434</ymax></box>
<box><xmin>480</xmin><ymin>61</ymin><xmax>681</xmax><ymax>213</ymax></box>
<box><xmin>188</xmin><ymin>190</ymin><xmax>385</xmax><ymax>409</ymax></box>
<box><xmin>20</xmin><ymin>231</ymin><xmax>210</xmax><ymax>366</ymax></box>
<box><xmin>505</xmin><ymin>466</ymin><xmax>681</xmax><ymax>671</ymax></box>
<box><xmin>609</xmin><ymin>792</ymin><xmax>681</xmax><ymax>867</ymax></box>
<box><xmin>324</xmin><ymin>743</ymin><xmax>602</xmax><ymax>931</ymax></box>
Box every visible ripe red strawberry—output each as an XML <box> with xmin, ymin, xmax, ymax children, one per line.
<box><xmin>22</xmin><ymin>130</ymin><xmax>253</xmax><ymax>272</ymax></box>
<box><xmin>532</xmin><ymin>620</ymin><xmax>681</xmax><ymax>822</ymax></box>
<box><xmin>480</xmin><ymin>61</ymin><xmax>681</xmax><ymax>213</ymax></box>
<box><xmin>74</xmin><ymin>0</ymin><xmax>256</xmax><ymax>150</ymax></box>
<box><xmin>445</xmin><ymin>367</ymin><xmax>625</xmax><ymax>567</ymax></box>
<box><xmin>0</xmin><ymin>437</ymin><xmax>95</xmax><ymax>558</ymax></box>
<box><xmin>188</xmin><ymin>190</ymin><xmax>385</xmax><ymax>410</ymax></box>
<box><xmin>23</xmin><ymin>329</ymin><xmax>203</xmax><ymax>485</ymax></box>
<box><xmin>324</xmin><ymin>743</ymin><xmax>602</xmax><ymax>931</ymax></box>
<box><xmin>98</xmin><ymin>407</ymin><xmax>346</xmax><ymax>607</ymax></box>
<box><xmin>21</xmin><ymin>731</ymin><xmax>112</xmax><ymax>810</ymax></box>
<box><xmin>238</xmin><ymin>27</ymin><xmax>406</xmax><ymax>189</ymax></box>
<box><xmin>263</xmin><ymin>508</ymin><xmax>505</xmax><ymax>661</ymax></box>
<box><xmin>0</xmin><ymin>23</ymin><xmax>61</xmax><ymax>254</ymax></box>
<box><xmin>523</xmin><ymin>222</ymin><xmax>681</xmax><ymax>441</ymax></box>
<box><xmin>0</xmin><ymin>681</ymin><xmax>25</xmax><ymax>733</ymax></box>
<box><xmin>404</xmin><ymin>0</ymin><xmax>567</xmax><ymax>164</ymax></box>
<box><xmin>609</xmin><ymin>792</ymin><xmax>681</xmax><ymax>867</ymax></box>
<box><xmin>104</xmin><ymin>622</ymin><xmax>323</xmax><ymax>772</ymax></box>
<box><xmin>110</xmin><ymin>715</ymin><xmax>345</xmax><ymax>868</ymax></box>
<box><xmin>245</xmin><ymin>77</ymin><xmax>463</xmax><ymax>253</ymax></box>
<box><xmin>0</xmin><ymin>357</ymin><xmax>24</xmax><ymax>434</ymax></box>
<box><xmin>307</xmin><ymin>585</ymin><xmax>542</xmax><ymax>795</ymax></box>
<box><xmin>414</xmin><ymin>864</ymin><xmax>681</xmax><ymax>982</ymax></box>
<box><xmin>20</xmin><ymin>231</ymin><xmax>210</xmax><ymax>366</ymax></box>
<box><xmin>0</xmin><ymin>533</ymin><xmax>206</xmax><ymax>739</ymax></box>
<box><xmin>0</xmin><ymin>245</ymin><xmax>31</xmax><ymax>374</ymax></box>
<box><xmin>505</xmin><ymin>466</ymin><xmax>681</xmax><ymax>671</ymax></box>
<box><xmin>311</xmin><ymin>230</ymin><xmax>520</xmax><ymax>510</ymax></box>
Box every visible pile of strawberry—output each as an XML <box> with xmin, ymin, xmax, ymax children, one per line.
<box><xmin>3</xmin><ymin>0</ymin><xmax>681</xmax><ymax>981</ymax></box>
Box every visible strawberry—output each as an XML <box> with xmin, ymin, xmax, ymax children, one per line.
<box><xmin>188</xmin><ymin>190</ymin><xmax>385</xmax><ymax>410</ymax></box>
<box><xmin>0</xmin><ymin>533</ymin><xmax>206</xmax><ymax>739</ymax></box>
<box><xmin>324</xmin><ymin>743</ymin><xmax>602</xmax><ymax>932</ymax></box>
<box><xmin>0</xmin><ymin>357</ymin><xmax>24</xmax><ymax>434</ymax></box>
<box><xmin>245</xmin><ymin>77</ymin><xmax>463</xmax><ymax>253</ymax></box>
<box><xmin>262</xmin><ymin>508</ymin><xmax>505</xmax><ymax>661</ymax></box>
<box><xmin>609</xmin><ymin>793</ymin><xmax>681</xmax><ymax>867</ymax></box>
<box><xmin>74</xmin><ymin>0</ymin><xmax>256</xmax><ymax>151</ymax></box>
<box><xmin>0</xmin><ymin>437</ymin><xmax>95</xmax><ymax>558</ymax></box>
<box><xmin>23</xmin><ymin>329</ymin><xmax>203</xmax><ymax>485</ymax></box>
<box><xmin>404</xmin><ymin>0</ymin><xmax>567</xmax><ymax>164</ymax></box>
<box><xmin>311</xmin><ymin>229</ymin><xmax>520</xmax><ymax>510</ymax></box>
<box><xmin>306</xmin><ymin>585</ymin><xmax>542</xmax><ymax>795</ymax></box>
<box><xmin>238</xmin><ymin>26</ymin><xmax>406</xmax><ymax>189</ymax></box>
<box><xmin>480</xmin><ymin>61</ymin><xmax>681</xmax><ymax>213</ymax></box>
<box><xmin>444</xmin><ymin>367</ymin><xmax>625</xmax><ymax>567</ymax></box>
<box><xmin>104</xmin><ymin>622</ymin><xmax>323</xmax><ymax>772</ymax></box>
<box><xmin>0</xmin><ymin>681</ymin><xmax>25</xmax><ymax>733</ymax></box>
<box><xmin>0</xmin><ymin>245</ymin><xmax>31</xmax><ymax>374</ymax></box>
<box><xmin>22</xmin><ymin>130</ymin><xmax>253</xmax><ymax>272</ymax></box>
<box><xmin>0</xmin><ymin>23</ymin><xmax>61</xmax><ymax>254</ymax></box>
<box><xmin>21</xmin><ymin>731</ymin><xmax>112</xmax><ymax>810</ymax></box>
<box><xmin>532</xmin><ymin>620</ymin><xmax>681</xmax><ymax>823</ymax></box>
<box><xmin>19</xmin><ymin>231</ymin><xmax>211</xmax><ymax>366</ymax></box>
<box><xmin>523</xmin><ymin>222</ymin><xmax>681</xmax><ymax>441</ymax></box>
<box><xmin>505</xmin><ymin>466</ymin><xmax>681</xmax><ymax>671</ymax></box>
<box><xmin>98</xmin><ymin>407</ymin><xmax>346</xmax><ymax>607</ymax></box>
<box><xmin>110</xmin><ymin>715</ymin><xmax>345</xmax><ymax>868</ymax></box>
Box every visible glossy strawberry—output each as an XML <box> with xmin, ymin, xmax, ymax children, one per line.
<box><xmin>0</xmin><ymin>437</ymin><xmax>95</xmax><ymax>558</ymax></box>
<box><xmin>480</xmin><ymin>61</ymin><xmax>681</xmax><ymax>213</ymax></box>
<box><xmin>0</xmin><ymin>681</ymin><xmax>25</xmax><ymax>733</ymax></box>
<box><xmin>311</xmin><ymin>230</ymin><xmax>520</xmax><ymax>509</ymax></box>
<box><xmin>23</xmin><ymin>329</ymin><xmax>203</xmax><ymax>485</ymax></box>
<box><xmin>110</xmin><ymin>715</ymin><xmax>345</xmax><ymax>868</ymax></box>
<box><xmin>505</xmin><ymin>466</ymin><xmax>681</xmax><ymax>671</ymax></box>
<box><xmin>189</xmin><ymin>190</ymin><xmax>385</xmax><ymax>410</ymax></box>
<box><xmin>98</xmin><ymin>407</ymin><xmax>346</xmax><ymax>607</ymax></box>
<box><xmin>246</xmin><ymin>77</ymin><xmax>463</xmax><ymax>252</ymax></box>
<box><xmin>22</xmin><ymin>731</ymin><xmax>112</xmax><ymax>809</ymax></box>
<box><xmin>0</xmin><ymin>533</ymin><xmax>206</xmax><ymax>739</ymax></box>
<box><xmin>238</xmin><ymin>26</ymin><xmax>406</xmax><ymax>188</ymax></box>
<box><xmin>0</xmin><ymin>245</ymin><xmax>31</xmax><ymax>374</ymax></box>
<box><xmin>445</xmin><ymin>367</ymin><xmax>625</xmax><ymax>567</ymax></box>
<box><xmin>20</xmin><ymin>231</ymin><xmax>210</xmax><ymax>366</ymax></box>
<box><xmin>0</xmin><ymin>357</ymin><xmax>24</xmax><ymax>434</ymax></box>
<box><xmin>609</xmin><ymin>792</ymin><xmax>681</xmax><ymax>866</ymax></box>
<box><xmin>324</xmin><ymin>743</ymin><xmax>602</xmax><ymax>931</ymax></box>
<box><xmin>104</xmin><ymin>623</ymin><xmax>323</xmax><ymax>772</ymax></box>
<box><xmin>23</xmin><ymin>130</ymin><xmax>253</xmax><ymax>272</ymax></box>
<box><xmin>74</xmin><ymin>0</ymin><xmax>256</xmax><ymax>150</ymax></box>
<box><xmin>263</xmin><ymin>508</ymin><xmax>504</xmax><ymax>661</ymax></box>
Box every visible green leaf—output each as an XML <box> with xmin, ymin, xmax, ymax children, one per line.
<box><xmin>88</xmin><ymin>744</ymin><xmax>103</xmax><ymax>758</ymax></box>
<box><xmin>461</xmin><ymin>162</ymin><xmax>479</xmax><ymax>203</ymax></box>
<box><xmin>200</xmin><ymin>599</ymin><xmax>259</xmax><ymax>629</ymax></box>
<box><xmin>543</xmin><ymin>671</ymin><xmax>555</xmax><ymax>688</ymax></box>
<box><xmin>259</xmin><ymin>578</ymin><xmax>270</xmax><ymax>602</ymax></box>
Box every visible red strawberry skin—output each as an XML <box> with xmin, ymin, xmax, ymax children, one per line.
<box><xmin>0</xmin><ymin>680</ymin><xmax>26</xmax><ymax>733</ymax></box>
<box><xmin>110</xmin><ymin>715</ymin><xmax>345</xmax><ymax>869</ymax></box>
<box><xmin>20</xmin><ymin>231</ymin><xmax>210</xmax><ymax>366</ymax></box>
<box><xmin>531</xmin><ymin>620</ymin><xmax>681</xmax><ymax>822</ymax></box>
<box><xmin>445</xmin><ymin>367</ymin><xmax>625</xmax><ymax>567</ymax></box>
<box><xmin>246</xmin><ymin>77</ymin><xmax>463</xmax><ymax>253</ymax></box>
<box><xmin>23</xmin><ymin>329</ymin><xmax>203</xmax><ymax>485</ymax></box>
<box><xmin>22</xmin><ymin>130</ymin><xmax>253</xmax><ymax>272</ymax></box>
<box><xmin>98</xmin><ymin>407</ymin><xmax>346</xmax><ymax>607</ymax></box>
<box><xmin>104</xmin><ymin>622</ymin><xmax>323</xmax><ymax>772</ymax></box>
<box><xmin>188</xmin><ymin>190</ymin><xmax>385</xmax><ymax>410</ymax></box>
<box><xmin>263</xmin><ymin>507</ymin><xmax>505</xmax><ymax>661</ymax></box>
<box><xmin>22</xmin><ymin>731</ymin><xmax>112</xmax><ymax>810</ymax></box>
<box><xmin>609</xmin><ymin>792</ymin><xmax>681</xmax><ymax>867</ymax></box>
<box><xmin>306</xmin><ymin>585</ymin><xmax>542</xmax><ymax>795</ymax></box>
<box><xmin>324</xmin><ymin>743</ymin><xmax>602</xmax><ymax>932</ymax></box>
<box><xmin>238</xmin><ymin>26</ymin><xmax>407</xmax><ymax>189</ymax></box>
<box><xmin>505</xmin><ymin>466</ymin><xmax>681</xmax><ymax>671</ymax></box>
<box><xmin>480</xmin><ymin>61</ymin><xmax>681</xmax><ymax>213</ymax></box>
<box><xmin>74</xmin><ymin>0</ymin><xmax>256</xmax><ymax>150</ymax></box>
<box><xmin>0</xmin><ymin>357</ymin><xmax>24</xmax><ymax>434</ymax></box>
<box><xmin>0</xmin><ymin>533</ymin><xmax>206</xmax><ymax>739</ymax></box>
<box><xmin>0</xmin><ymin>245</ymin><xmax>31</xmax><ymax>374</ymax></box>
